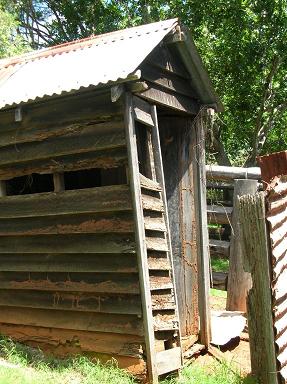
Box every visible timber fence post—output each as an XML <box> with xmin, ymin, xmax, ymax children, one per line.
<box><xmin>226</xmin><ymin>179</ymin><xmax>257</xmax><ymax>312</ymax></box>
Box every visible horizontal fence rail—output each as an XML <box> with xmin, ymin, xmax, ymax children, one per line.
<box><xmin>206</xmin><ymin>165</ymin><xmax>261</xmax><ymax>293</ymax></box>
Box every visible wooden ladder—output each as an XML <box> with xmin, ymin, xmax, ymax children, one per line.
<box><xmin>124</xmin><ymin>93</ymin><xmax>182</xmax><ymax>383</ymax></box>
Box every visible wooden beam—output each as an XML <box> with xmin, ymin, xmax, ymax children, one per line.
<box><xmin>0</xmin><ymin>307</ymin><xmax>144</xmax><ymax>335</ymax></box>
<box><xmin>209</xmin><ymin>239</ymin><xmax>230</xmax><ymax>258</ymax></box>
<box><xmin>137</xmin><ymin>83</ymin><xmax>199</xmax><ymax>115</ymax></box>
<box><xmin>0</xmin><ymin>185</ymin><xmax>132</xmax><ymax>218</ymax></box>
<box><xmin>206</xmin><ymin>165</ymin><xmax>261</xmax><ymax>182</ymax></box>
<box><xmin>239</xmin><ymin>193</ymin><xmax>278</xmax><ymax>384</ymax></box>
<box><xmin>0</xmin><ymin>181</ymin><xmax>6</xmax><ymax>197</ymax></box>
<box><xmin>207</xmin><ymin>205</ymin><xmax>232</xmax><ymax>225</ymax></box>
<box><xmin>192</xmin><ymin>109</ymin><xmax>211</xmax><ymax>346</ymax></box>
<box><xmin>53</xmin><ymin>173</ymin><xmax>65</xmax><ymax>192</ymax></box>
<box><xmin>226</xmin><ymin>179</ymin><xmax>257</xmax><ymax>312</ymax></box>
<box><xmin>124</xmin><ymin>92</ymin><xmax>158</xmax><ymax>383</ymax></box>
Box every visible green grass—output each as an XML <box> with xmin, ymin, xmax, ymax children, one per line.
<box><xmin>0</xmin><ymin>337</ymin><xmax>256</xmax><ymax>384</ymax></box>
<box><xmin>210</xmin><ymin>288</ymin><xmax>227</xmax><ymax>298</ymax></box>
<box><xmin>211</xmin><ymin>258</ymin><xmax>229</xmax><ymax>273</ymax></box>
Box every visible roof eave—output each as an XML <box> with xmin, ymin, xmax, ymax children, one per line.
<box><xmin>171</xmin><ymin>25</ymin><xmax>224</xmax><ymax>113</ymax></box>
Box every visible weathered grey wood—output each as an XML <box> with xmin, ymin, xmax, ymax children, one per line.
<box><xmin>140</xmin><ymin>174</ymin><xmax>161</xmax><ymax>191</ymax></box>
<box><xmin>141</xmin><ymin>65</ymin><xmax>195</xmax><ymax>98</ymax></box>
<box><xmin>0</xmin><ymin>147</ymin><xmax>128</xmax><ymax>180</ymax></box>
<box><xmin>239</xmin><ymin>193</ymin><xmax>278</xmax><ymax>384</ymax></box>
<box><xmin>212</xmin><ymin>271</ymin><xmax>228</xmax><ymax>291</ymax></box>
<box><xmin>0</xmin><ymin>233</ymin><xmax>136</xmax><ymax>254</ymax></box>
<box><xmin>146</xmin><ymin>128</ymin><xmax>157</xmax><ymax>181</ymax></box>
<box><xmin>209</xmin><ymin>239</ymin><xmax>230</xmax><ymax>258</ymax></box>
<box><xmin>0</xmin><ymin>181</ymin><xmax>6</xmax><ymax>197</ymax></box>
<box><xmin>156</xmin><ymin>347</ymin><xmax>181</xmax><ymax>376</ymax></box>
<box><xmin>150</xmin><ymin>106</ymin><xmax>182</xmax><ymax>353</ymax></box>
<box><xmin>137</xmin><ymin>83</ymin><xmax>198</xmax><ymax>115</ymax></box>
<box><xmin>159</xmin><ymin>117</ymin><xmax>198</xmax><ymax>337</ymax></box>
<box><xmin>124</xmin><ymin>92</ymin><xmax>158</xmax><ymax>383</ymax></box>
<box><xmin>192</xmin><ymin>109</ymin><xmax>211</xmax><ymax>346</ymax></box>
<box><xmin>133</xmin><ymin>96</ymin><xmax>154</xmax><ymax>127</ymax></box>
<box><xmin>0</xmin><ymin>129</ymin><xmax>126</xmax><ymax>167</ymax></box>
<box><xmin>145</xmin><ymin>46</ymin><xmax>189</xmax><ymax>78</ymax></box>
<box><xmin>0</xmin><ymin>290</ymin><xmax>141</xmax><ymax>315</ymax></box>
<box><xmin>206</xmin><ymin>165</ymin><xmax>261</xmax><ymax>182</ymax></box>
<box><xmin>207</xmin><ymin>205</ymin><xmax>233</xmax><ymax>225</ymax></box>
<box><xmin>53</xmin><ymin>173</ymin><xmax>65</xmax><ymax>192</ymax></box>
<box><xmin>0</xmin><ymin>307</ymin><xmax>143</xmax><ymax>335</ymax></box>
<box><xmin>0</xmin><ymin>211</ymin><xmax>134</xmax><ymax>236</ymax></box>
<box><xmin>142</xmin><ymin>194</ymin><xmax>164</xmax><ymax>212</ymax></box>
<box><xmin>0</xmin><ymin>253</ymin><xmax>137</xmax><ymax>272</ymax></box>
<box><xmin>0</xmin><ymin>271</ymin><xmax>140</xmax><ymax>293</ymax></box>
<box><xmin>227</xmin><ymin>179</ymin><xmax>258</xmax><ymax>312</ymax></box>
<box><xmin>145</xmin><ymin>237</ymin><xmax>168</xmax><ymax>252</ymax></box>
<box><xmin>144</xmin><ymin>216</ymin><xmax>166</xmax><ymax>232</ymax></box>
<box><xmin>0</xmin><ymin>185</ymin><xmax>132</xmax><ymax>218</ymax></box>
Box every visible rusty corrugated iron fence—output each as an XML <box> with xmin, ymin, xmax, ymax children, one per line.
<box><xmin>266</xmin><ymin>175</ymin><xmax>287</xmax><ymax>382</ymax></box>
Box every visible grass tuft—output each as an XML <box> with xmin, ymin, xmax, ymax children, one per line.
<box><xmin>0</xmin><ymin>336</ymin><xmax>257</xmax><ymax>384</ymax></box>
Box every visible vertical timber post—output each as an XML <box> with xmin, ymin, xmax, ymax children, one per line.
<box><xmin>0</xmin><ymin>181</ymin><xmax>6</xmax><ymax>197</ymax></box>
<box><xmin>227</xmin><ymin>179</ymin><xmax>258</xmax><ymax>312</ymax></box>
<box><xmin>239</xmin><ymin>193</ymin><xmax>278</xmax><ymax>384</ymax></box>
<box><xmin>192</xmin><ymin>108</ymin><xmax>211</xmax><ymax>346</ymax></box>
<box><xmin>124</xmin><ymin>92</ymin><xmax>158</xmax><ymax>383</ymax></box>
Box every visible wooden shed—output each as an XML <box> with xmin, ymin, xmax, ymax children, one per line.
<box><xmin>0</xmin><ymin>19</ymin><xmax>221</xmax><ymax>382</ymax></box>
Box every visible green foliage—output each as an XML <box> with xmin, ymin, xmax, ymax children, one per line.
<box><xmin>0</xmin><ymin>4</ymin><xmax>28</xmax><ymax>58</ymax></box>
<box><xmin>211</xmin><ymin>258</ymin><xmax>229</xmax><ymax>273</ymax></box>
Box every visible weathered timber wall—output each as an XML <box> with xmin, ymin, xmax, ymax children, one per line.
<box><xmin>159</xmin><ymin>116</ymin><xmax>199</xmax><ymax>339</ymax></box>
<box><xmin>0</xmin><ymin>89</ymin><xmax>146</xmax><ymax>376</ymax></box>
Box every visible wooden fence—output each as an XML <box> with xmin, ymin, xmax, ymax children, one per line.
<box><xmin>206</xmin><ymin>165</ymin><xmax>261</xmax><ymax>307</ymax></box>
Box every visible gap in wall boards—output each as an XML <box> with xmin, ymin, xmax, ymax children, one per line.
<box><xmin>6</xmin><ymin>174</ymin><xmax>54</xmax><ymax>195</ymax></box>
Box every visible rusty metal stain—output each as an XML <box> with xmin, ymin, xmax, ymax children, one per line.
<box><xmin>258</xmin><ymin>151</ymin><xmax>287</xmax><ymax>187</ymax></box>
<box><xmin>266</xmin><ymin>175</ymin><xmax>287</xmax><ymax>382</ymax></box>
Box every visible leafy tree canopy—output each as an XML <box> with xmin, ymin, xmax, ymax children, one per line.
<box><xmin>1</xmin><ymin>0</ymin><xmax>287</xmax><ymax>165</ymax></box>
<box><xmin>0</xmin><ymin>2</ymin><xmax>28</xmax><ymax>58</ymax></box>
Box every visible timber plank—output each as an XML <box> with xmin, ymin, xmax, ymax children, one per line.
<box><xmin>0</xmin><ymin>272</ymin><xmax>140</xmax><ymax>294</ymax></box>
<box><xmin>0</xmin><ymin>130</ymin><xmax>126</xmax><ymax>167</ymax></box>
<box><xmin>0</xmin><ymin>253</ymin><xmax>137</xmax><ymax>273</ymax></box>
<box><xmin>0</xmin><ymin>211</ymin><xmax>134</xmax><ymax>236</ymax></box>
<box><xmin>0</xmin><ymin>147</ymin><xmax>128</xmax><ymax>180</ymax></box>
<box><xmin>133</xmin><ymin>96</ymin><xmax>154</xmax><ymax>127</ymax></box>
<box><xmin>0</xmin><ymin>185</ymin><xmax>132</xmax><ymax>218</ymax></box>
<box><xmin>146</xmin><ymin>237</ymin><xmax>168</xmax><ymax>252</ymax></box>
<box><xmin>0</xmin><ymin>233</ymin><xmax>136</xmax><ymax>253</ymax></box>
<box><xmin>0</xmin><ymin>290</ymin><xmax>142</xmax><ymax>315</ymax></box>
<box><xmin>0</xmin><ymin>307</ymin><xmax>143</xmax><ymax>335</ymax></box>
<box><xmin>137</xmin><ymin>82</ymin><xmax>199</xmax><ymax>115</ymax></box>
<box><xmin>0</xmin><ymin>323</ymin><xmax>144</xmax><ymax>358</ymax></box>
<box><xmin>150</xmin><ymin>276</ymin><xmax>173</xmax><ymax>290</ymax></box>
<box><xmin>140</xmin><ymin>174</ymin><xmax>161</xmax><ymax>191</ymax></box>
<box><xmin>0</xmin><ymin>119</ymin><xmax>124</xmax><ymax>148</ymax></box>
<box><xmin>156</xmin><ymin>347</ymin><xmax>181</xmax><ymax>376</ymax></box>
<box><xmin>207</xmin><ymin>205</ymin><xmax>233</xmax><ymax>225</ymax></box>
<box><xmin>142</xmin><ymin>65</ymin><xmax>194</xmax><ymax>98</ymax></box>
<box><xmin>0</xmin><ymin>90</ymin><xmax>120</xmax><ymax>137</ymax></box>
<box><xmin>142</xmin><ymin>194</ymin><xmax>164</xmax><ymax>212</ymax></box>
<box><xmin>152</xmin><ymin>293</ymin><xmax>175</xmax><ymax>310</ymax></box>
<box><xmin>144</xmin><ymin>216</ymin><xmax>166</xmax><ymax>232</ymax></box>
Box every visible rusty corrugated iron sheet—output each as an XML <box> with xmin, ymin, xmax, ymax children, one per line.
<box><xmin>257</xmin><ymin>151</ymin><xmax>287</xmax><ymax>187</ymax></box>
<box><xmin>266</xmin><ymin>175</ymin><xmax>287</xmax><ymax>382</ymax></box>
<box><xmin>0</xmin><ymin>19</ymin><xmax>178</xmax><ymax>109</ymax></box>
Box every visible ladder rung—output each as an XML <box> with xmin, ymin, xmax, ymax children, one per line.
<box><xmin>140</xmin><ymin>174</ymin><xmax>162</xmax><ymax>191</ymax></box>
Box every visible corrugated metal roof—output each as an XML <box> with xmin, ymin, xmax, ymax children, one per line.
<box><xmin>0</xmin><ymin>19</ymin><xmax>178</xmax><ymax>109</ymax></box>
